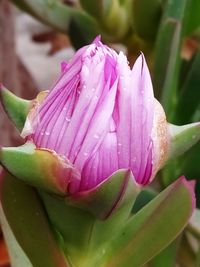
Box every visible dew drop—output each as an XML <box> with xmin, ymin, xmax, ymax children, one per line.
<box><xmin>84</xmin><ymin>152</ymin><xmax>88</xmax><ymax>156</ymax></box>
<box><xmin>118</xmin><ymin>142</ymin><xmax>122</xmax><ymax>146</ymax></box>
<box><xmin>65</xmin><ymin>117</ymin><xmax>71</xmax><ymax>122</ymax></box>
<box><xmin>45</xmin><ymin>131</ymin><xmax>50</xmax><ymax>136</ymax></box>
<box><xmin>94</xmin><ymin>134</ymin><xmax>100</xmax><ymax>139</ymax></box>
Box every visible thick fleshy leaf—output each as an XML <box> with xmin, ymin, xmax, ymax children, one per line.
<box><xmin>0</xmin><ymin>202</ymin><xmax>33</xmax><ymax>267</ymax></box>
<box><xmin>95</xmin><ymin>177</ymin><xmax>195</xmax><ymax>267</ymax></box>
<box><xmin>185</xmin><ymin>0</ymin><xmax>200</xmax><ymax>35</ymax></box>
<box><xmin>168</xmin><ymin>123</ymin><xmax>200</xmax><ymax>160</ymax></box>
<box><xmin>153</xmin><ymin>0</ymin><xmax>188</xmax><ymax>119</ymax></box>
<box><xmin>11</xmin><ymin>0</ymin><xmax>97</xmax><ymax>38</ymax></box>
<box><xmin>0</xmin><ymin>85</ymin><xmax>31</xmax><ymax>131</ymax></box>
<box><xmin>175</xmin><ymin>50</ymin><xmax>200</xmax><ymax>124</ymax></box>
<box><xmin>0</xmin><ymin>170</ymin><xmax>69</xmax><ymax>267</ymax></box>
<box><xmin>0</xmin><ymin>142</ymin><xmax>79</xmax><ymax>195</ymax></box>
<box><xmin>68</xmin><ymin>169</ymin><xmax>140</xmax><ymax>219</ymax></box>
<box><xmin>149</xmin><ymin>240</ymin><xmax>179</xmax><ymax>267</ymax></box>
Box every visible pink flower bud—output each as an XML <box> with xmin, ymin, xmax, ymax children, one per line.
<box><xmin>22</xmin><ymin>36</ymin><xmax>169</xmax><ymax>194</ymax></box>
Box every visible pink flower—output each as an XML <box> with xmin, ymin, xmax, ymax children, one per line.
<box><xmin>22</xmin><ymin>36</ymin><xmax>168</xmax><ymax>194</ymax></box>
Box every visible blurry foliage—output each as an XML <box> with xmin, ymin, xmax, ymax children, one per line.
<box><xmin>2</xmin><ymin>0</ymin><xmax>200</xmax><ymax>266</ymax></box>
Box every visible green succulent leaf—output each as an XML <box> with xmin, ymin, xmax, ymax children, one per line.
<box><xmin>168</xmin><ymin>123</ymin><xmax>200</xmax><ymax>161</ymax></box>
<box><xmin>175</xmin><ymin>50</ymin><xmax>200</xmax><ymax>124</ymax></box>
<box><xmin>185</xmin><ymin>0</ymin><xmax>200</xmax><ymax>35</ymax></box>
<box><xmin>96</xmin><ymin>176</ymin><xmax>195</xmax><ymax>267</ymax></box>
<box><xmin>149</xmin><ymin>239</ymin><xmax>179</xmax><ymax>267</ymax></box>
<box><xmin>0</xmin><ymin>85</ymin><xmax>31</xmax><ymax>131</ymax></box>
<box><xmin>153</xmin><ymin>0</ymin><xmax>188</xmax><ymax>120</ymax></box>
<box><xmin>176</xmin><ymin>142</ymin><xmax>200</xmax><ymax>207</ymax></box>
<box><xmin>11</xmin><ymin>0</ymin><xmax>96</xmax><ymax>34</ymax></box>
<box><xmin>0</xmin><ymin>142</ymin><xmax>71</xmax><ymax>195</ymax></box>
<box><xmin>0</xmin><ymin>170</ymin><xmax>69</xmax><ymax>267</ymax></box>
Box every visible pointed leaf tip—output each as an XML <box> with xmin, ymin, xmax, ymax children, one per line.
<box><xmin>169</xmin><ymin>122</ymin><xmax>200</xmax><ymax>161</ymax></box>
<box><xmin>0</xmin><ymin>85</ymin><xmax>31</xmax><ymax>131</ymax></box>
<box><xmin>98</xmin><ymin>176</ymin><xmax>196</xmax><ymax>267</ymax></box>
<box><xmin>178</xmin><ymin>176</ymin><xmax>196</xmax><ymax>211</ymax></box>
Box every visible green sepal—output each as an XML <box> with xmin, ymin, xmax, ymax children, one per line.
<box><xmin>0</xmin><ymin>85</ymin><xmax>31</xmax><ymax>131</ymax></box>
<box><xmin>96</xmin><ymin>177</ymin><xmax>195</xmax><ymax>267</ymax></box>
<box><xmin>169</xmin><ymin>123</ymin><xmax>200</xmax><ymax>161</ymax></box>
<box><xmin>0</xmin><ymin>142</ymin><xmax>72</xmax><ymax>195</ymax></box>
<box><xmin>39</xmin><ymin>171</ymin><xmax>140</xmax><ymax>266</ymax></box>
<box><xmin>0</xmin><ymin>170</ymin><xmax>69</xmax><ymax>267</ymax></box>
<box><xmin>67</xmin><ymin>169</ymin><xmax>140</xmax><ymax>220</ymax></box>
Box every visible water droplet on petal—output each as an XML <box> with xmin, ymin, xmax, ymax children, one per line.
<box><xmin>118</xmin><ymin>142</ymin><xmax>122</xmax><ymax>146</ymax></box>
<box><xmin>84</xmin><ymin>152</ymin><xmax>88</xmax><ymax>156</ymax></box>
<box><xmin>45</xmin><ymin>131</ymin><xmax>50</xmax><ymax>136</ymax></box>
<box><xmin>94</xmin><ymin>134</ymin><xmax>100</xmax><ymax>139</ymax></box>
<box><xmin>65</xmin><ymin>117</ymin><xmax>71</xmax><ymax>122</ymax></box>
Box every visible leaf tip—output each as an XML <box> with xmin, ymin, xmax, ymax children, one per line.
<box><xmin>180</xmin><ymin>176</ymin><xmax>196</xmax><ymax>211</ymax></box>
